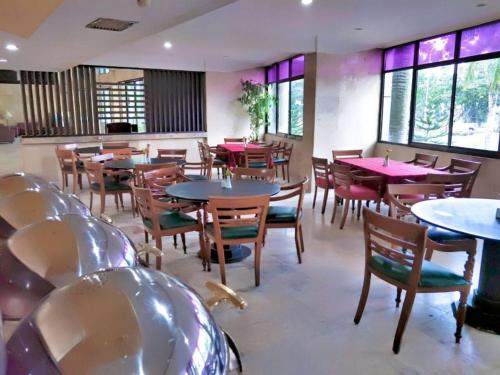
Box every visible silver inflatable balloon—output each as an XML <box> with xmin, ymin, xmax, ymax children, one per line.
<box><xmin>0</xmin><ymin>214</ymin><xmax>137</xmax><ymax>320</ymax></box>
<box><xmin>0</xmin><ymin>189</ymin><xmax>90</xmax><ymax>238</ymax></box>
<box><xmin>6</xmin><ymin>267</ymin><xmax>229</xmax><ymax>374</ymax></box>
<box><xmin>0</xmin><ymin>173</ymin><xmax>56</xmax><ymax>199</ymax></box>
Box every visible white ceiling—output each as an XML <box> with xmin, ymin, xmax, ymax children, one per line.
<box><xmin>0</xmin><ymin>0</ymin><xmax>499</xmax><ymax>73</ymax></box>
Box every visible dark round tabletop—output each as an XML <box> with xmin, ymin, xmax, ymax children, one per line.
<box><xmin>411</xmin><ymin>198</ymin><xmax>500</xmax><ymax>241</ymax></box>
<box><xmin>166</xmin><ymin>180</ymin><xmax>281</xmax><ymax>202</ymax></box>
<box><xmin>75</xmin><ymin>146</ymin><xmax>138</xmax><ymax>154</ymax></box>
<box><xmin>104</xmin><ymin>157</ymin><xmax>186</xmax><ymax>170</ymax></box>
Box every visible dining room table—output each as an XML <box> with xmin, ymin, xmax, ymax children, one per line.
<box><xmin>412</xmin><ymin>198</ymin><xmax>500</xmax><ymax>334</ymax></box>
<box><xmin>104</xmin><ymin>157</ymin><xmax>186</xmax><ymax>170</ymax></box>
<box><xmin>217</xmin><ymin>143</ymin><xmax>268</xmax><ymax>169</ymax></box>
<box><xmin>166</xmin><ymin>180</ymin><xmax>281</xmax><ymax>264</ymax></box>
<box><xmin>75</xmin><ymin>145</ymin><xmax>139</xmax><ymax>155</ymax></box>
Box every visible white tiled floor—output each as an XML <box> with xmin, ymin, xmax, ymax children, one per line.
<box><xmin>1</xmin><ymin>141</ymin><xmax>499</xmax><ymax>374</ymax></box>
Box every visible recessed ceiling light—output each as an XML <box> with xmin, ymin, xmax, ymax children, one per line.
<box><xmin>355</xmin><ymin>27</ymin><xmax>364</xmax><ymax>31</ymax></box>
<box><xmin>0</xmin><ymin>58</ymin><xmax>7</xmax><ymax>63</ymax></box>
<box><xmin>476</xmin><ymin>3</ymin><xmax>486</xmax><ymax>7</ymax></box>
<box><xmin>301</xmin><ymin>0</ymin><xmax>313</xmax><ymax>6</ymax></box>
<box><xmin>163</xmin><ymin>41</ymin><xmax>173</xmax><ymax>49</ymax></box>
<box><xmin>5</xmin><ymin>44</ymin><xmax>18</xmax><ymax>51</ymax></box>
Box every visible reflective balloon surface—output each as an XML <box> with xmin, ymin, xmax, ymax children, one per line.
<box><xmin>0</xmin><ymin>215</ymin><xmax>137</xmax><ymax>320</ymax></box>
<box><xmin>7</xmin><ymin>267</ymin><xmax>229</xmax><ymax>375</ymax></box>
<box><xmin>0</xmin><ymin>173</ymin><xmax>56</xmax><ymax>199</ymax></box>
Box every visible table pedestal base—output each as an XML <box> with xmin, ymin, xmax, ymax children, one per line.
<box><xmin>461</xmin><ymin>292</ymin><xmax>500</xmax><ymax>334</ymax></box>
<box><xmin>210</xmin><ymin>244</ymin><xmax>251</xmax><ymax>264</ymax></box>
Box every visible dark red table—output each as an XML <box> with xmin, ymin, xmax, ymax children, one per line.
<box><xmin>217</xmin><ymin>143</ymin><xmax>264</xmax><ymax>169</ymax></box>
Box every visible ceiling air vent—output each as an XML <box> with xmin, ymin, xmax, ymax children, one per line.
<box><xmin>86</xmin><ymin>18</ymin><xmax>137</xmax><ymax>32</ymax></box>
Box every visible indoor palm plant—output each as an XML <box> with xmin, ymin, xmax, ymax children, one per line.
<box><xmin>238</xmin><ymin>80</ymin><xmax>275</xmax><ymax>142</ymax></box>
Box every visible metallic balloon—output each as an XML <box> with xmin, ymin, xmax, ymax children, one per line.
<box><xmin>0</xmin><ymin>173</ymin><xmax>56</xmax><ymax>199</ymax></box>
<box><xmin>6</xmin><ymin>267</ymin><xmax>229</xmax><ymax>374</ymax></box>
<box><xmin>0</xmin><ymin>214</ymin><xmax>137</xmax><ymax>320</ymax></box>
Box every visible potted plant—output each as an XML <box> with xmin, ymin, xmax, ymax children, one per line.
<box><xmin>238</xmin><ymin>79</ymin><xmax>275</xmax><ymax>142</ymax></box>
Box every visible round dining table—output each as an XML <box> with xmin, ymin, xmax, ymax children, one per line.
<box><xmin>104</xmin><ymin>157</ymin><xmax>186</xmax><ymax>170</ymax></box>
<box><xmin>412</xmin><ymin>198</ymin><xmax>500</xmax><ymax>334</ymax></box>
<box><xmin>75</xmin><ymin>145</ymin><xmax>138</xmax><ymax>155</ymax></box>
<box><xmin>167</xmin><ymin>180</ymin><xmax>281</xmax><ymax>263</ymax></box>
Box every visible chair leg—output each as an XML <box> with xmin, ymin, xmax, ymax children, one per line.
<box><xmin>281</xmin><ymin>164</ymin><xmax>286</xmax><ymax>181</ymax></box>
<box><xmin>351</xmin><ymin>199</ymin><xmax>355</xmax><ymax>213</ymax></box>
<box><xmin>287</xmin><ymin>163</ymin><xmax>290</xmax><ymax>183</ymax></box>
<box><xmin>393</xmin><ymin>290</ymin><xmax>416</xmax><ymax>354</ymax></box>
<box><xmin>100</xmin><ymin>194</ymin><xmax>105</xmax><ymax>215</ymax></box>
<box><xmin>130</xmin><ymin>192</ymin><xmax>135</xmax><ymax>218</ymax></box>
<box><xmin>114</xmin><ymin>194</ymin><xmax>119</xmax><ymax>210</ymax></box>
<box><xmin>144</xmin><ymin>231</ymin><xmax>149</xmax><ymax>264</ymax></box>
<box><xmin>173</xmin><ymin>234</ymin><xmax>178</xmax><ymax>248</ymax></box>
<box><xmin>294</xmin><ymin>227</ymin><xmax>302</xmax><ymax>264</ymax></box>
<box><xmin>312</xmin><ymin>186</ymin><xmax>318</xmax><ymax>209</ymax></box>
<box><xmin>455</xmin><ymin>290</ymin><xmax>468</xmax><ymax>343</ymax></box>
<box><xmin>331</xmin><ymin>195</ymin><xmax>339</xmax><ymax>224</ymax></box>
<box><xmin>254</xmin><ymin>241</ymin><xmax>262</xmax><ymax>287</ymax></box>
<box><xmin>298</xmin><ymin>223</ymin><xmax>305</xmax><ymax>253</ymax></box>
<box><xmin>321</xmin><ymin>188</ymin><xmax>329</xmax><ymax>214</ymax></box>
<box><xmin>216</xmin><ymin>242</ymin><xmax>226</xmax><ymax>285</ymax></box>
<box><xmin>205</xmin><ymin>236</ymin><xmax>212</xmax><ymax>272</ymax></box>
<box><xmin>72</xmin><ymin>173</ymin><xmax>77</xmax><ymax>195</ymax></box>
<box><xmin>395</xmin><ymin>288</ymin><xmax>402</xmax><ymax>307</ymax></box>
<box><xmin>78</xmin><ymin>173</ymin><xmax>83</xmax><ymax>190</ymax></box>
<box><xmin>356</xmin><ymin>200</ymin><xmax>362</xmax><ymax>220</ymax></box>
<box><xmin>375</xmin><ymin>199</ymin><xmax>381</xmax><ymax>213</ymax></box>
<box><xmin>198</xmin><ymin>229</ymin><xmax>207</xmax><ymax>271</ymax></box>
<box><xmin>181</xmin><ymin>233</ymin><xmax>187</xmax><ymax>254</ymax></box>
<box><xmin>340</xmin><ymin>198</ymin><xmax>350</xmax><ymax>229</ymax></box>
<box><xmin>354</xmin><ymin>269</ymin><xmax>372</xmax><ymax>324</ymax></box>
<box><xmin>155</xmin><ymin>236</ymin><xmax>163</xmax><ymax>270</ymax></box>
<box><xmin>89</xmin><ymin>192</ymin><xmax>93</xmax><ymax>212</ymax></box>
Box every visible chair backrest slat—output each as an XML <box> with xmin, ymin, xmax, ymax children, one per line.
<box><xmin>243</xmin><ymin>148</ymin><xmax>272</xmax><ymax>168</ymax></box>
<box><xmin>101</xmin><ymin>148</ymin><xmax>133</xmax><ymax>159</ymax></box>
<box><xmin>330</xmin><ymin>163</ymin><xmax>351</xmax><ymax>189</ymax></box>
<box><xmin>135</xmin><ymin>163</ymin><xmax>178</xmax><ymax>187</ymax></box>
<box><xmin>233</xmin><ymin>167</ymin><xmax>275</xmax><ymax>182</ymax></box>
<box><xmin>312</xmin><ymin>157</ymin><xmax>329</xmax><ymax>180</ymax></box>
<box><xmin>224</xmin><ymin>137</ymin><xmax>246</xmax><ymax>144</ymax></box>
<box><xmin>332</xmin><ymin>149</ymin><xmax>363</xmax><ymax>160</ymax></box>
<box><xmin>157</xmin><ymin>148</ymin><xmax>187</xmax><ymax>160</ymax></box>
<box><xmin>102</xmin><ymin>142</ymin><xmax>129</xmax><ymax>148</ymax></box>
<box><xmin>425</xmin><ymin>172</ymin><xmax>473</xmax><ymax>197</ymax></box>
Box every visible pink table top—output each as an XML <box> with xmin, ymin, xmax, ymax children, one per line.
<box><xmin>337</xmin><ymin>157</ymin><xmax>439</xmax><ymax>181</ymax></box>
<box><xmin>218</xmin><ymin>143</ymin><xmax>261</xmax><ymax>153</ymax></box>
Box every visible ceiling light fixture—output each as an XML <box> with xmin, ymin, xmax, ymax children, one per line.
<box><xmin>163</xmin><ymin>41</ymin><xmax>173</xmax><ymax>49</ymax></box>
<box><xmin>5</xmin><ymin>44</ymin><xmax>18</xmax><ymax>51</ymax></box>
<box><xmin>355</xmin><ymin>27</ymin><xmax>364</xmax><ymax>31</ymax></box>
<box><xmin>301</xmin><ymin>0</ymin><xmax>313</xmax><ymax>6</ymax></box>
<box><xmin>476</xmin><ymin>3</ymin><xmax>486</xmax><ymax>7</ymax></box>
<box><xmin>0</xmin><ymin>58</ymin><xmax>7</xmax><ymax>63</ymax></box>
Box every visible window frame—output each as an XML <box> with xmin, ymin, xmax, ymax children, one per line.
<box><xmin>265</xmin><ymin>54</ymin><xmax>305</xmax><ymax>139</ymax></box>
<box><xmin>378</xmin><ymin>19</ymin><xmax>500</xmax><ymax>158</ymax></box>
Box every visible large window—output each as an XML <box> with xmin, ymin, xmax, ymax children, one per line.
<box><xmin>266</xmin><ymin>55</ymin><xmax>305</xmax><ymax>137</ymax></box>
<box><xmin>379</xmin><ymin>20</ymin><xmax>500</xmax><ymax>156</ymax></box>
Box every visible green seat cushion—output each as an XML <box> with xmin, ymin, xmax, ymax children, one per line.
<box><xmin>143</xmin><ymin>211</ymin><xmax>197</xmax><ymax>230</ymax></box>
<box><xmin>272</xmin><ymin>158</ymin><xmax>288</xmax><ymax>165</ymax></box>
<box><xmin>266</xmin><ymin>206</ymin><xmax>297</xmax><ymax>223</ymax></box>
<box><xmin>369</xmin><ymin>255</ymin><xmax>469</xmax><ymax>288</ymax></box>
<box><xmin>248</xmin><ymin>162</ymin><xmax>268</xmax><ymax>168</ymax></box>
<box><xmin>91</xmin><ymin>177</ymin><xmax>131</xmax><ymax>192</ymax></box>
<box><xmin>206</xmin><ymin>223</ymin><xmax>258</xmax><ymax>239</ymax></box>
<box><xmin>185</xmin><ymin>174</ymin><xmax>208</xmax><ymax>181</ymax></box>
<box><xmin>426</xmin><ymin>225</ymin><xmax>473</xmax><ymax>242</ymax></box>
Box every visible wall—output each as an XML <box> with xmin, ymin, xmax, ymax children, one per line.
<box><xmin>205</xmin><ymin>68</ymin><xmax>264</xmax><ymax>145</ymax></box>
<box><xmin>313</xmin><ymin>50</ymin><xmax>382</xmax><ymax>159</ymax></box>
<box><xmin>0</xmin><ymin>84</ymin><xmax>24</xmax><ymax>125</ymax></box>
<box><xmin>374</xmin><ymin>143</ymin><xmax>500</xmax><ymax>199</ymax></box>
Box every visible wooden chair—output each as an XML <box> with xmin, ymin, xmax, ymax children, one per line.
<box><xmin>233</xmin><ymin>167</ymin><xmax>275</xmax><ymax>182</ymax></box>
<box><xmin>330</xmin><ymin>163</ymin><xmax>383</xmax><ymax>228</ymax></box>
<box><xmin>273</xmin><ymin>143</ymin><xmax>293</xmax><ymax>182</ymax></box>
<box><xmin>207</xmin><ymin>144</ymin><xmax>228</xmax><ymax>177</ymax></box>
<box><xmin>157</xmin><ymin>148</ymin><xmax>187</xmax><ymax>160</ymax></box>
<box><xmin>102</xmin><ymin>142</ymin><xmax>129</xmax><ymax>148</ymax></box>
<box><xmin>243</xmin><ymin>147</ymin><xmax>272</xmax><ymax>169</ymax></box>
<box><xmin>354</xmin><ymin>208</ymin><xmax>475</xmax><ymax>353</ymax></box>
<box><xmin>224</xmin><ymin>137</ymin><xmax>246</xmax><ymax>144</ymax></box>
<box><xmin>265</xmin><ymin>177</ymin><xmax>308</xmax><ymax>263</ymax></box>
<box><xmin>184</xmin><ymin>154</ymin><xmax>213</xmax><ymax>181</ymax></box>
<box><xmin>434</xmin><ymin>158</ymin><xmax>481</xmax><ymax>197</ymax></box>
<box><xmin>404</xmin><ymin>152</ymin><xmax>438</xmax><ymax>168</ymax></box>
<box><xmin>101</xmin><ymin>148</ymin><xmax>133</xmax><ymax>160</ymax></box>
<box><xmin>424</xmin><ymin>172</ymin><xmax>474</xmax><ymax>198</ymax></box>
<box><xmin>332</xmin><ymin>149</ymin><xmax>363</xmax><ymax>160</ymax></box>
<box><xmin>386</xmin><ymin>183</ymin><xmax>477</xmax><ymax>266</ymax></box>
<box><xmin>90</xmin><ymin>154</ymin><xmax>113</xmax><ymax>163</ymax></box>
<box><xmin>205</xmin><ymin>195</ymin><xmax>270</xmax><ymax>286</ymax></box>
<box><xmin>83</xmin><ymin>161</ymin><xmax>135</xmax><ymax>216</ymax></box>
<box><xmin>135</xmin><ymin>162</ymin><xmax>178</xmax><ymax>187</ymax></box>
<box><xmin>134</xmin><ymin>187</ymin><xmax>207</xmax><ymax>270</ymax></box>
<box><xmin>312</xmin><ymin>157</ymin><xmax>333</xmax><ymax>214</ymax></box>
<box><xmin>57</xmin><ymin>143</ymin><xmax>78</xmax><ymax>150</ymax></box>
<box><xmin>55</xmin><ymin>148</ymin><xmax>84</xmax><ymax>194</ymax></box>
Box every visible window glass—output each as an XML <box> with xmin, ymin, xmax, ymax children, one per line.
<box><xmin>460</xmin><ymin>21</ymin><xmax>500</xmax><ymax>58</ymax></box>
<box><xmin>267</xmin><ymin>83</ymin><xmax>277</xmax><ymax>134</ymax></box>
<box><xmin>380</xmin><ymin>69</ymin><xmax>412</xmax><ymax>143</ymax></box>
<box><xmin>418</xmin><ymin>33</ymin><xmax>456</xmax><ymax>65</ymax></box>
<box><xmin>278</xmin><ymin>81</ymin><xmax>289</xmax><ymax>133</ymax></box>
<box><xmin>290</xmin><ymin>79</ymin><xmax>304</xmax><ymax>136</ymax></box>
<box><xmin>413</xmin><ymin>65</ymin><xmax>454</xmax><ymax>145</ymax></box>
<box><xmin>291</xmin><ymin>55</ymin><xmax>305</xmax><ymax>77</ymax></box>
<box><xmin>452</xmin><ymin>58</ymin><xmax>500</xmax><ymax>151</ymax></box>
<box><xmin>278</xmin><ymin>60</ymin><xmax>290</xmax><ymax>80</ymax></box>
<box><xmin>267</xmin><ymin>66</ymin><xmax>277</xmax><ymax>84</ymax></box>
<box><xmin>384</xmin><ymin>44</ymin><xmax>415</xmax><ymax>71</ymax></box>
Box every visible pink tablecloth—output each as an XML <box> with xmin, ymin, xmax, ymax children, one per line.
<box><xmin>217</xmin><ymin>143</ymin><xmax>264</xmax><ymax>169</ymax></box>
<box><xmin>337</xmin><ymin>157</ymin><xmax>439</xmax><ymax>183</ymax></box>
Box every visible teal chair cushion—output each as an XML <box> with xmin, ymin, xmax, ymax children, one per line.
<box><xmin>91</xmin><ymin>177</ymin><xmax>131</xmax><ymax>192</ymax></box>
<box><xmin>206</xmin><ymin>223</ymin><xmax>258</xmax><ymax>239</ymax></box>
<box><xmin>266</xmin><ymin>206</ymin><xmax>297</xmax><ymax>223</ymax></box>
<box><xmin>426</xmin><ymin>225</ymin><xmax>472</xmax><ymax>242</ymax></box>
<box><xmin>185</xmin><ymin>174</ymin><xmax>208</xmax><ymax>181</ymax></box>
<box><xmin>248</xmin><ymin>162</ymin><xmax>268</xmax><ymax>168</ymax></box>
<box><xmin>369</xmin><ymin>255</ymin><xmax>469</xmax><ymax>288</ymax></box>
<box><xmin>272</xmin><ymin>158</ymin><xmax>288</xmax><ymax>165</ymax></box>
<box><xmin>143</xmin><ymin>211</ymin><xmax>197</xmax><ymax>230</ymax></box>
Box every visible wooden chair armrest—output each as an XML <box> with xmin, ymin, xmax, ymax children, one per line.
<box><xmin>386</xmin><ymin>194</ymin><xmax>412</xmax><ymax>215</ymax></box>
<box><xmin>352</xmin><ymin>174</ymin><xmax>383</xmax><ymax>184</ymax></box>
<box><xmin>402</xmin><ymin>178</ymin><xmax>416</xmax><ymax>184</ymax></box>
<box><xmin>433</xmin><ymin>165</ymin><xmax>450</xmax><ymax>171</ymax></box>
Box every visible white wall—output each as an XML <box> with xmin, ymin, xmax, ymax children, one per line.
<box><xmin>313</xmin><ymin>50</ymin><xmax>382</xmax><ymax>158</ymax></box>
<box><xmin>205</xmin><ymin>68</ymin><xmax>264</xmax><ymax>145</ymax></box>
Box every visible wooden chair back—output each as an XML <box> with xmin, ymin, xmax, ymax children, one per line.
<box><xmin>332</xmin><ymin>149</ymin><xmax>363</xmax><ymax>160</ymax></box>
<box><xmin>363</xmin><ymin>207</ymin><xmax>427</xmax><ymax>287</ymax></box>
<box><xmin>443</xmin><ymin>158</ymin><xmax>481</xmax><ymax>197</ymax></box>
<box><xmin>184</xmin><ymin>154</ymin><xmax>213</xmax><ymax>180</ymax></box>
<box><xmin>233</xmin><ymin>167</ymin><xmax>275</xmax><ymax>182</ymax></box>
<box><xmin>208</xmin><ymin>195</ymin><xmax>270</xmax><ymax>244</ymax></box>
<box><xmin>312</xmin><ymin>157</ymin><xmax>329</xmax><ymax>184</ymax></box>
<box><xmin>244</xmin><ymin>148</ymin><xmax>272</xmax><ymax>168</ymax></box>
<box><xmin>408</xmin><ymin>153</ymin><xmax>438</xmax><ymax>168</ymax></box>
<box><xmin>157</xmin><ymin>148</ymin><xmax>187</xmax><ymax>160</ymax></box>
<box><xmin>90</xmin><ymin>154</ymin><xmax>113</xmax><ymax>163</ymax></box>
<box><xmin>270</xmin><ymin>177</ymin><xmax>308</xmax><ymax>214</ymax></box>
<box><xmin>83</xmin><ymin>161</ymin><xmax>105</xmax><ymax>193</ymax></box>
<box><xmin>135</xmin><ymin>162</ymin><xmax>178</xmax><ymax>187</ymax></box>
<box><xmin>330</xmin><ymin>163</ymin><xmax>352</xmax><ymax>189</ymax></box>
<box><xmin>224</xmin><ymin>137</ymin><xmax>246</xmax><ymax>144</ymax></box>
<box><xmin>55</xmin><ymin>148</ymin><xmax>78</xmax><ymax>174</ymax></box>
<box><xmin>143</xmin><ymin>166</ymin><xmax>181</xmax><ymax>194</ymax></box>
<box><xmin>386</xmin><ymin>184</ymin><xmax>445</xmax><ymax>220</ymax></box>
<box><xmin>425</xmin><ymin>172</ymin><xmax>473</xmax><ymax>197</ymax></box>
<box><xmin>133</xmin><ymin>187</ymin><xmax>156</xmax><ymax>224</ymax></box>
<box><xmin>101</xmin><ymin>148</ymin><xmax>133</xmax><ymax>160</ymax></box>
<box><xmin>102</xmin><ymin>142</ymin><xmax>129</xmax><ymax>148</ymax></box>
<box><xmin>197</xmin><ymin>141</ymin><xmax>206</xmax><ymax>160</ymax></box>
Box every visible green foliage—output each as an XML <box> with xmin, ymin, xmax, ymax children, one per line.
<box><xmin>238</xmin><ymin>80</ymin><xmax>276</xmax><ymax>141</ymax></box>
<box><xmin>290</xmin><ymin>80</ymin><xmax>304</xmax><ymax>136</ymax></box>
